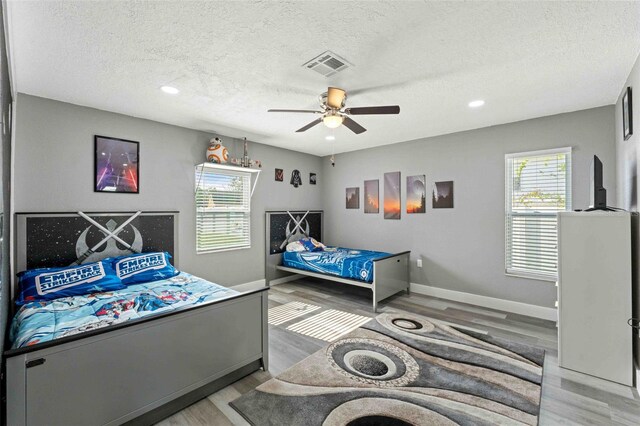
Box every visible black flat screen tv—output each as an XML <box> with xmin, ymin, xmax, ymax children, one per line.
<box><xmin>589</xmin><ymin>155</ymin><xmax>607</xmax><ymax>210</ymax></box>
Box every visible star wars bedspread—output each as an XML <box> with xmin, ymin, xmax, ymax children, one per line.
<box><xmin>10</xmin><ymin>272</ymin><xmax>238</xmax><ymax>349</ymax></box>
<box><xmin>282</xmin><ymin>248</ymin><xmax>390</xmax><ymax>283</ymax></box>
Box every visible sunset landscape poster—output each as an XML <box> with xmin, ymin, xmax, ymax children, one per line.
<box><xmin>384</xmin><ymin>172</ymin><xmax>401</xmax><ymax>219</ymax></box>
<box><xmin>364</xmin><ymin>180</ymin><xmax>379</xmax><ymax>213</ymax></box>
<box><xmin>346</xmin><ymin>187</ymin><xmax>360</xmax><ymax>209</ymax></box>
<box><xmin>432</xmin><ymin>181</ymin><xmax>454</xmax><ymax>208</ymax></box>
<box><xmin>407</xmin><ymin>175</ymin><xmax>426</xmax><ymax>213</ymax></box>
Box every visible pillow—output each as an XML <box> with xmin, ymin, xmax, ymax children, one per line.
<box><xmin>110</xmin><ymin>252</ymin><xmax>179</xmax><ymax>285</ymax></box>
<box><xmin>16</xmin><ymin>260</ymin><xmax>125</xmax><ymax>306</ymax></box>
<box><xmin>299</xmin><ymin>237</ymin><xmax>325</xmax><ymax>252</ymax></box>
<box><xmin>286</xmin><ymin>241</ymin><xmax>306</xmax><ymax>252</ymax></box>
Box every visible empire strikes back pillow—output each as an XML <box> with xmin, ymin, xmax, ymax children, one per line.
<box><xmin>110</xmin><ymin>251</ymin><xmax>179</xmax><ymax>285</ymax></box>
<box><xmin>16</xmin><ymin>260</ymin><xmax>125</xmax><ymax>306</ymax></box>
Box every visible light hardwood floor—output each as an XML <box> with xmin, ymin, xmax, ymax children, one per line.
<box><xmin>156</xmin><ymin>277</ymin><xmax>640</xmax><ymax>425</ymax></box>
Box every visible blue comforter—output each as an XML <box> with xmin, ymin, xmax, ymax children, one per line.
<box><xmin>282</xmin><ymin>248</ymin><xmax>390</xmax><ymax>283</ymax></box>
<box><xmin>9</xmin><ymin>272</ymin><xmax>238</xmax><ymax>349</ymax></box>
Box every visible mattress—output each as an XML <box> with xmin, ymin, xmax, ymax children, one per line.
<box><xmin>282</xmin><ymin>247</ymin><xmax>390</xmax><ymax>283</ymax></box>
<box><xmin>9</xmin><ymin>272</ymin><xmax>238</xmax><ymax>349</ymax></box>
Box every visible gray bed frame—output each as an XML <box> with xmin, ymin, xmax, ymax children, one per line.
<box><xmin>265</xmin><ymin>210</ymin><xmax>410</xmax><ymax>312</ymax></box>
<box><xmin>5</xmin><ymin>212</ymin><xmax>269</xmax><ymax>426</ymax></box>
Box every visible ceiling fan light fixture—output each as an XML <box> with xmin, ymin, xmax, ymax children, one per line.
<box><xmin>268</xmin><ymin>86</ymin><xmax>398</xmax><ymax>134</ymax></box>
<box><xmin>325</xmin><ymin>135</ymin><xmax>335</xmax><ymax>141</ymax></box>
<box><xmin>323</xmin><ymin>114</ymin><xmax>344</xmax><ymax>129</ymax></box>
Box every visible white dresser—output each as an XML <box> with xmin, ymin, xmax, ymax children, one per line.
<box><xmin>557</xmin><ymin>211</ymin><xmax>633</xmax><ymax>386</ymax></box>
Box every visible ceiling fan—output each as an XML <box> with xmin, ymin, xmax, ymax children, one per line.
<box><xmin>268</xmin><ymin>87</ymin><xmax>400</xmax><ymax>134</ymax></box>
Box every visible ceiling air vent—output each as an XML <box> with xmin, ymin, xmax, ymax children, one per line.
<box><xmin>302</xmin><ymin>51</ymin><xmax>352</xmax><ymax>77</ymax></box>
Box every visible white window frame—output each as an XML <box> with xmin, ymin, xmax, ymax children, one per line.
<box><xmin>195</xmin><ymin>163</ymin><xmax>260</xmax><ymax>254</ymax></box>
<box><xmin>505</xmin><ymin>147</ymin><xmax>572</xmax><ymax>281</ymax></box>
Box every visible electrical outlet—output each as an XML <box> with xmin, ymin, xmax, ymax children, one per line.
<box><xmin>417</xmin><ymin>259</ymin><xmax>422</xmax><ymax>268</ymax></box>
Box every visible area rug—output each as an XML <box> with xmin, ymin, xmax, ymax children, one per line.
<box><xmin>231</xmin><ymin>312</ymin><xmax>545</xmax><ymax>425</ymax></box>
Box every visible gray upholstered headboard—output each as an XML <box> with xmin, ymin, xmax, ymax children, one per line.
<box><xmin>14</xmin><ymin>211</ymin><xmax>179</xmax><ymax>300</ymax></box>
<box><xmin>264</xmin><ymin>210</ymin><xmax>322</xmax><ymax>285</ymax></box>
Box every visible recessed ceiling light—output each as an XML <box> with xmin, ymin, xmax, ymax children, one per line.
<box><xmin>468</xmin><ymin>100</ymin><xmax>485</xmax><ymax>108</ymax></box>
<box><xmin>325</xmin><ymin>135</ymin><xmax>335</xmax><ymax>141</ymax></box>
<box><xmin>160</xmin><ymin>86</ymin><xmax>179</xmax><ymax>95</ymax></box>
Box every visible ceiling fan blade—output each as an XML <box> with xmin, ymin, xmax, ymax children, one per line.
<box><xmin>344</xmin><ymin>105</ymin><xmax>400</xmax><ymax>115</ymax></box>
<box><xmin>327</xmin><ymin>87</ymin><xmax>346</xmax><ymax>109</ymax></box>
<box><xmin>342</xmin><ymin>116</ymin><xmax>367</xmax><ymax>134</ymax></box>
<box><xmin>268</xmin><ymin>109</ymin><xmax>322</xmax><ymax>114</ymax></box>
<box><xmin>296</xmin><ymin>118</ymin><xmax>323</xmax><ymax>133</ymax></box>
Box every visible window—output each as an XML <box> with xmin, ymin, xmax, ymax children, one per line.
<box><xmin>195</xmin><ymin>165</ymin><xmax>252</xmax><ymax>253</ymax></box>
<box><xmin>505</xmin><ymin>148</ymin><xmax>571</xmax><ymax>281</ymax></box>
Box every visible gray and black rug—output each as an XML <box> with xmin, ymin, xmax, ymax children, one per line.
<box><xmin>232</xmin><ymin>312</ymin><xmax>545</xmax><ymax>425</ymax></box>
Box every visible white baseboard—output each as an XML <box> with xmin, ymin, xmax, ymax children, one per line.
<box><xmin>230</xmin><ymin>278</ymin><xmax>556</xmax><ymax>321</ymax></box>
<box><xmin>410</xmin><ymin>283</ymin><xmax>557</xmax><ymax>321</ymax></box>
<box><xmin>270</xmin><ymin>274</ymin><xmax>304</xmax><ymax>286</ymax></box>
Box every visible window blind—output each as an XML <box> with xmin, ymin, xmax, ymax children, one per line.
<box><xmin>505</xmin><ymin>148</ymin><xmax>571</xmax><ymax>281</ymax></box>
<box><xmin>195</xmin><ymin>166</ymin><xmax>251</xmax><ymax>253</ymax></box>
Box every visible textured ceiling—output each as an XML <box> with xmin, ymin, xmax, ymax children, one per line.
<box><xmin>6</xmin><ymin>1</ymin><xmax>640</xmax><ymax>156</ymax></box>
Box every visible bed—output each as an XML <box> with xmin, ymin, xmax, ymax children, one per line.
<box><xmin>5</xmin><ymin>211</ymin><xmax>269</xmax><ymax>426</ymax></box>
<box><xmin>265</xmin><ymin>210</ymin><xmax>409</xmax><ymax>311</ymax></box>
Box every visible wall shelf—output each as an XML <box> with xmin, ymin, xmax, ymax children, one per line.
<box><xmin>196</xmin><ymin>162</ymin><xmax>261</xmax><ymax>174</ymax></box>
<box><xmin>195</xmin><ymin>162</ymin><xmax>261</xmax><ymax>197</ymax></box>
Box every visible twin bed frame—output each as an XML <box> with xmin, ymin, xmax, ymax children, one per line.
<box><xmin>265</xmin><ymin>210</ymin><xmax>410</xmax><ymax>312</ymax></box>
<box><xmin>5</xmin><ymin>209</ymin><xmax>408</xmax><ymax>425</ymax></box>
<box><xmin>5</xmin><ymin>212</ymin><xmax>268</xmax><ymax>426</ymax></box>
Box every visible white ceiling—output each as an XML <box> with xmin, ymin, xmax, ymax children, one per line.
<box><xmin>6</xmin><ymin>1</ymin><xmax>640</xmax><ymax>156</ymax></box>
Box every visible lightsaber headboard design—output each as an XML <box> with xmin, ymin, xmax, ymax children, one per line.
<box><xmin>14</xmin><ymin>211</ymin><xmax>179</xmax><ymax>299</ymax></box>
<box><xmin>265</xmin><ymin>210</ymin><xmax>323</xmax><ymax>285</ymax></box>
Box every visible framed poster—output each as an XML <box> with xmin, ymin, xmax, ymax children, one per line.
<box><xmin>432</xmin><ymin>181</ymin><xmax>454</xmax><ymax>209</ymax></box>
<box><xmin>623</xmin><ymin>87</ymin><xmax>633</xmax><ymax>141</ymax></box>
<box><xmin>95</xmin><ymin>135</ymin><xmax>139</xmax><ymax>193</ymax></box>
<box><xmin>384</xmin><ymin>172</ymin><xmax>401</xmax><ymax>219</ymax></box>
<box><xmin>407</xmin><ymin>175</ymin><xmax>426</xmax><ymax>213</ymax></box>
<box><xmin>364</xmin><ymin>179</ymin><xmax>379</xmax><ymax>213</ymax></box>
<box><xmin>346</xmin><ymin>187</ymin><xmax>360</xmax><ymax>209</ymax></box>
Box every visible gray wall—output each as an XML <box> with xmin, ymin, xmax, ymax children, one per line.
<box><xmin>615</xmin><ymin>50</ymin><xmax>640</xmax><ymax>363</ymax></box>
<box><xmin>13</xmin><ymin>94</ymin><xmax>323</xmax><ymax>286</ymax></box>
<box><xmin>0</xmin><ymin>1</ymin><xmax>13</xmax><ymax>419</ymax></box>
<box><xmin>12</xmin><ymin>94</ymin><xmax>618</xmax><ymax>309</ymax></box>
<box><xmin>322</xmin><ymin>106</ymin><xmax>616</xmax><ymax>308</ymax></box>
